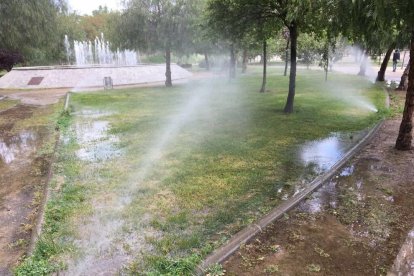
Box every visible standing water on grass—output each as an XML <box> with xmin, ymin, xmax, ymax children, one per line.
<box><xmin>65</xmin><ymin>85</ymin><xmax>215</xmax><ymax>275</ymax></box>
<box><xmin>299</xmin><ymin>130</ymin><xmax>368</xmax><ymax>174</ymax></box>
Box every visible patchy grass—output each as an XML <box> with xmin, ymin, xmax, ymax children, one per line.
<box><xmin>20</xmin><ymin>68</ymin><xmax>386</xmax><ymax>275</ymax></box>
<box><xmin>0</xmin><ymin>98</ymin><xmax>19</xmax><ymax>112</ymax></box>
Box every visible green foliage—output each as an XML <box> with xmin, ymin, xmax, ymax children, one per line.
<box><xmin>0</xmin><ymin>0</ymin><xmax>66</xmax><ymax>65</ymax></box>
<box><xmin>116</xmin><ymin>0</ymin><xmax>202</xmax><ymax>54</ymax></box>
<box><xmin>144</xmin><ymin>254</ymin><xmax>201</xmax><ymax>276</ymax></box>
<box><xmin>14</xmin><ymin>259</ymin><xmax>63</xmax><ymax>276</ymax></box>
<box><xmin>205</xmin><ymin>263</ymin><xmax>226</xmax><ymax>276</ymax></box>
<box><xmin>56</xmin><ymin>110</ymin><xmax>71</xmax><ymax>130</ymax></box>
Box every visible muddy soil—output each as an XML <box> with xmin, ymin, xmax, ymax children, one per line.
<box><xmin>0</xmin><ymin>88</ymin><xmax>68</xmax><ymax>106</ymax></box>
<box><xmin>223</xmin><ymin>119</ymin><xmax>414</xmax><ymax>276</ymax></box>
<box><xmin>0</xmin><ymin>105</ymin><xmax>54</xmax><ymax>275</ymax></box>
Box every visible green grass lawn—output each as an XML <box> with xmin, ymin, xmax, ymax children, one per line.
<box><xmin>16</xmin><ymin>68</ymin><xmax>386</xmax><ymax>275</ymax></box>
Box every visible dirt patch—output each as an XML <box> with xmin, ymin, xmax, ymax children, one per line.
<box><xmin>0</xmin><ymin>88</ymin><xmax>68</xmax><ymax>106</ymax></box>
<box><xmin>0</xmin><ymin>105</ymin><xmax>55</xmax><ymax>275</ymax></box>
<box><xmin>223</xmin><ymin>119</ymin><xmax>414</xmax><ymax>275</ymax></box>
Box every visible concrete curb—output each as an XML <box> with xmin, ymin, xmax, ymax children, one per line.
<box><xmin>27</xmin><ymin>118</ymin><xmax>61</xmax><ymax>254</ymax></box>
<box><xmin>198</xmin><ymin>121</ymin><xmax>384</xmax><ymax>274</ymax></box>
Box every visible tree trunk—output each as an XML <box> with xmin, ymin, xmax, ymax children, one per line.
<box><xmin>284</xmin><ymin>22</ymin><xmax>298</xmax><ymax>113</ymax></box>
<box><xmin>260</xmin><ymin>40</ymin><xmax>267</xmax><ymax>93</ymax></box>
<box><xmin>324</xmin><ymin>43</ymin><xmax>329</xmax><ymax>82</ymax></box>
<box><xmin>376</xmin><ymin>43</ymin><xmax>396</xmax><ymax>82</ymax></box>
<box><xmin>204</xmin><ymin>52</ymin><xmax>210</xmax><ymax>71</ymax></box>
<box><xmin>396</xmin><ymin>60</ymin><xmax>410</xmax><ymax>91</ymax></box>
<box><xmin>165</xmin><ymin>45</ymin><xmax>172</xmax><ymax>87</ymax></box>
<box><xmin>229</xmin><ymin>44</ymin><xmax>236</xmax><ymax>79</ymax></box>
<box><xmin>358</xmin><ymin>51</ymin><xmax>367</xmax><ymax>76</ymax></box>
<box><xmin>284</xmin><ymin>39</ymin><xmax>290</xmax><ymax>76</ymax></box>
<box><xmin>242</xmin><ymin>49</ymin><xmax>248</xmax><ymax>74</ymax></box>
<box><xmin>395</xmin><ymin>31</ymin><xmax>414</xmax><ymax>150</ymax></box>
<box><xmin>401</xmin><ymin>50</ymin><xmax>407</xmax><ymax>69</ymax></box>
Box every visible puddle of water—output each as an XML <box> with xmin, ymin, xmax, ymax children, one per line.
<box><xmin>386</xmin><ymin>80</ymin><xmax>398</xmax><ymax>89</ymax></box>
<box><xmin>299</xmin><ymin>131</ymin><xmax>366</xmax><ymax>174</ymax></box>
<box><xmin>74</xmin><ymin>120</ymin><xmax>121</xmax><ymax>161</ymax></box>
<box><xmin>72</xmin><ymin>109</ymin><xmax>121</xmax><ymax>162</ymax></box>
<box><xmin>72</xmin><ymin>109</ymin><xmax>114</xmax><ymax>119</ymax></box>
<box><xmin>0</xmin><ymin>131</ymin><xmax>37</xmax><ymax>165</ymax></box>
<box><xmin>298</xmin><ymin>179</ymin><xmax>339</xmax><ymax>214</ymax></box>
<box><xmin>340</xmin><ymin>165</ymin><xmax>355</xmax><ymax>176</ymax></box>
<box><xmin>389</xmin><ymin>229</ymin><xmax>414</xmax><ymax>276</ymax></box>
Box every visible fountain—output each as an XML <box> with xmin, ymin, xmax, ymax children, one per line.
<box><xmin>70</xmin><ymin>33</ymin><xmax>140</xmax><ymax>66</ymax></box>
<box><xmin>0</xmin><ymin>34</ymin><xmax>191</xmax><ymax>90</ymax></box>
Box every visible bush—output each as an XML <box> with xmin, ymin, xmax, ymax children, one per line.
<box><xmin>0</xmin><ymin>49</ymin><xmax>24</xmax><ymax>71</ymax></box>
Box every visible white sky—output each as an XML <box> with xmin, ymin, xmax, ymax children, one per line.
<box><xmin>68</xmin><ymin>0</ymin><xmax>123</xmax><ymax>15</ymax></box>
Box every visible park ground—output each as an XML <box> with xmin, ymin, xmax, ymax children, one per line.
<box><xmin>0</xmin><ymin>65</ymin><xmax>410</xmax><ymax>275</ymax></box>
<box><xmin>0</xmin><ymin>98</ymin><xmax>62</xmax><ymax>275</ymax></box>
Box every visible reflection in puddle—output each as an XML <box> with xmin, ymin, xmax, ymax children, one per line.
<box><xmin>73</xmin><ymin>112</ymin><xmax>121</xmax><ymax>161</ymax></box>
<box><xmin>0</xmin><ymin>131</ymin><xmax>37</xmax><ymax>164</ymax></box>
<box><xmin>386</xmin><ymin>80</ymin><xmax>398</xmax><ymax>89</ymax></box>
<box><xmin>340</xmin><ymin>165</ymin><xmax>354</xmax><ymax>176</ymax></box>
<box><xmin>300</xmin><ymin>131</ymin><xmax>366</xmax><ymax>173</ymax></box>
<box><xmin>73</xmin><ymin>109</ymin><xmax>114</xmax><ymax>119</ymax></box>
<box><xmin>299</xmin><ymin>179</ymin><xmax>338</xmax><ymax>214</ymax></box>
<box><xmin>389</xmin><ymin>228</ymin><xmax>414</xmax><ymax>276</ymax></box>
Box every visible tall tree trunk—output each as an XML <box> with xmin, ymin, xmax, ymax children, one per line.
<box><xmin>396</xmin><ymin>31</ymin><xmax>414</xmax><ymax>150</ymax></box>
<box><xmin>165</xmin><ymin>44</ymin><xmax>172</xmax><ymax>87</ymax></box>
<box><xmin>204</xmin><ymin>52</ymin><xmax>210</xmax><ymax>71</ymax></box>
<box><xmin>284</xmin><ymin>22</ymin><xmax>298</xmax><ymax>113</ymax></box>
<box><xmin>397</xmin><ymin>60</ymin><xmax>410</xmax><ymax>91</ymax></box>
<box><xmin>229</xmin><ymin>44</ymin><xmax>236</xmax><ymax>79</ymax></box>
<box><xmin>358</xmin><ymin>51</ymin><xmax>367</xmax><ymax>76</ymax></box>
<box><xmin>401</xmin><ymin>50</ymin><xmax>407</xmax><ymax>69</ymax></box>
<box><xmin>324</xmin><ymin>43</ymin><xmax>329</xmax><ymax>82</ymax></box>
<box><xmin>242</xmin><ymin>49</ymin><xmax>248</xmax><ymax>74</ymax></box>
<box><xmin>376</xmin><ymin>43</ymin><xmax>396</xmax><ymax>82</ymax></box>
<box><xmin>284</xmin><ymin>38</ymin><xmax>290</xmax><ymax>76</ymax></box>
<box><xmin>260</xmin><ymin>40</ymin><xmax>267</xmax><ymax>93</ymax></box>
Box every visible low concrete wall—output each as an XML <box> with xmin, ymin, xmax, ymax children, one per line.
<box><xmin>0</xmin><ymin>64</ymin><xmax>191</xmax><ymax>89</ymax></box>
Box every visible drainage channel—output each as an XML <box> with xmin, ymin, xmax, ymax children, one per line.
<box><xmin>198</xmin><ymin>121</ymin><xmax>384</xmax><ymax>273</ymax></box>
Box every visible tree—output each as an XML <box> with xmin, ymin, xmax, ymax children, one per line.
<box><xmin>0</xmin><ymin>0</ymin><xmax>65</xmax><ymax>66</ymax></box>
<box><xmin>0</xmin><ymin>50</ymin><xmax>24</xmax><ymax>72</ymax></box>
<box><xmin>118</xmin><ymin>0</ymin><xmax>200</xmax><ymax>87</ymax></box>
<box><xmin>396</xmin><ymin>61</ymin><xmax>410</xmax><ymax>91</ymax></box>
<box><xmin>372</xmin><ymin>1</ymin><xmax>414</xmax><ymax>150</ymax></box>
<box><xmin>396</xmin><ymin>37</ymin><xmax>414</xmax><ymax>150</ymax></box>
<box><xmin>207</xmin><ymin>0</ymin><xmax>327</xmax><ymax>109</ymax></box>
<box><xmin>205</xmin><ymin>0</ymin><xmax>244</xmax><ymax>80</ymax></box>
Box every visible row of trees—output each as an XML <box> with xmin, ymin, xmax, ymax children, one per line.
<box><xmin>1</xmin><ymin>0</ymin><xmax>413</xmax><ymax>150</ymax></box>
<box><xmin>0</xmin><ymin>1</ymin><xmax>117</xmax><ymax>70</ymax></box>
<box><xmin>203</xmin><ymin>0</ymin><xmax>413</xmax><ymax>150</ymax></box>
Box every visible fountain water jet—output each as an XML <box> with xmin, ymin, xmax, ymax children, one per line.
<box><xmin>68</xmin><ymin>33</ymin><xmax>140</xmax><ymax>66</ymax></box>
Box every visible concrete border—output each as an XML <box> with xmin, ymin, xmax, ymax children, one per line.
<box><xmin>198</xmin><ymin>121</ymin><xmax>384</xmax><ymax>273</ymax></box>
<box><xmin>28</xmin><ymin>129</ymin><xmax>61</xmax><ymax>254</ymax></box>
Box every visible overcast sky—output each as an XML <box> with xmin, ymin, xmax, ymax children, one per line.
<box><xmin>68</xmin><ymin>0</ymin><xmax>123</xmax><ymax>15</ymax></box>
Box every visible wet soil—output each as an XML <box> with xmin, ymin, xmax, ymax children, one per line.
<box><xmin>0</xmin><ymin>88</ymin><xmax>68</xmax><ymax>106</ymax></box>
<box><xmin>0</xmin><ymin>105</ymin><xmax>54</xmax><ymax>275</ymax></box>
<box><xmin>223</xmin><ymin>119</ymin><xmax>414</xmax><ymax>276</ymax></box>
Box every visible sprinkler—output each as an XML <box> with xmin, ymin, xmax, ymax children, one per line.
<box><xmin>64</xmin><ymin>92</ymin><xmax>71</xmax><ymax>111</ymax></box>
